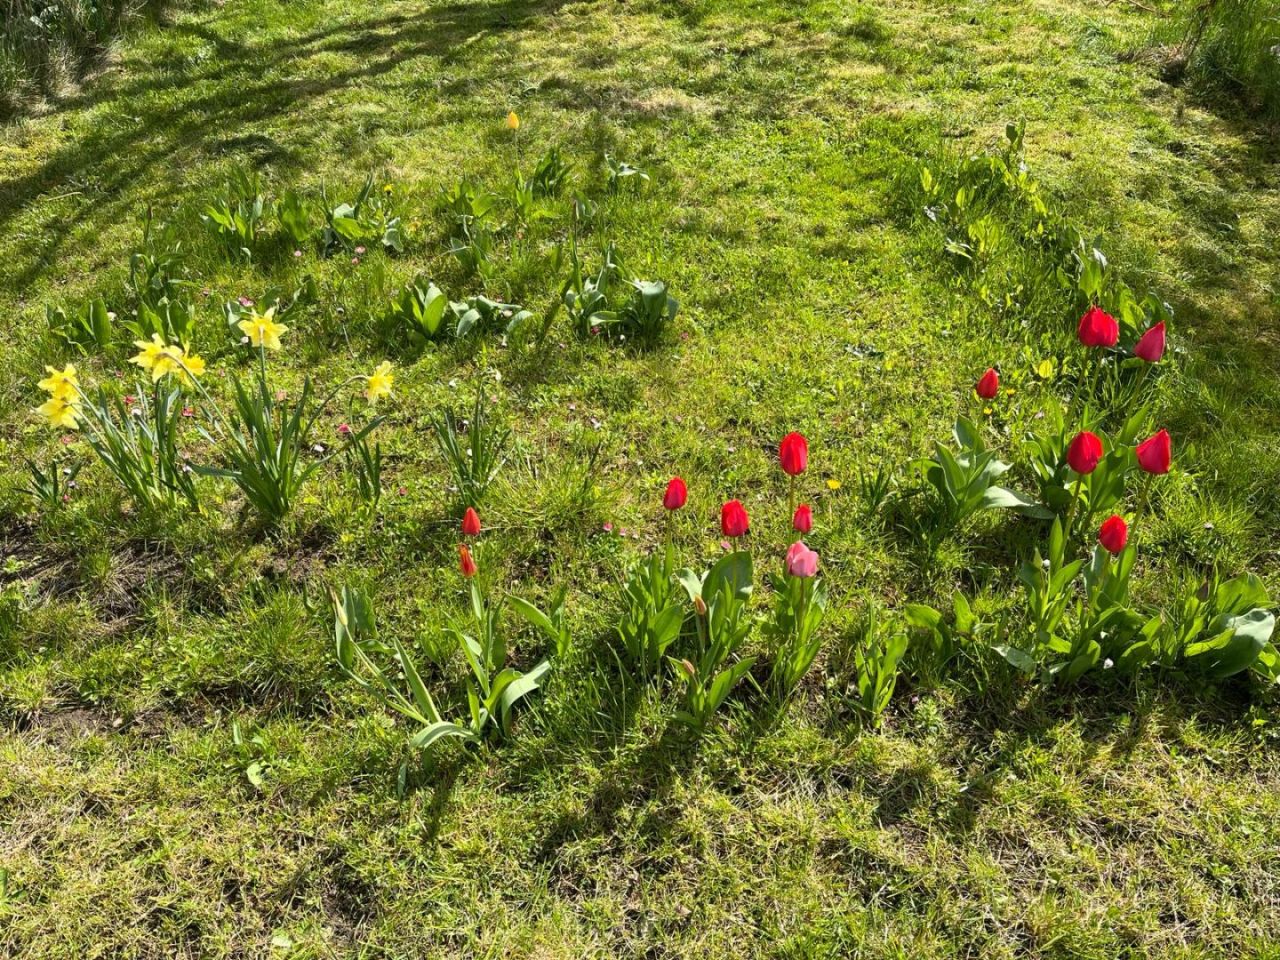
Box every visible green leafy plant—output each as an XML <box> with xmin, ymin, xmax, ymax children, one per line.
<box><xmin>320</xmin><ymin>175</ymin><xmax>403</xmax><ymax>255</ymax></box>
<box><xmin>530</xmin><ymin>146</ymin><xmax>572</xmax><ymax>198</ymax></box>
<box><xmin>21</xmin><ymin>457</ymin><xmax>81</xmax><ymax>511</ymax></box>
<box><xmin>275</xmin><ymin>188</ymin><xmax>315</xmax><ymax>246</ymax></box>
<box><xmin>383</xmin><ymin>278</ymin><xmax>449</xmax><ymax>344</ymax></box>
<box><xmin>47</xmin><ymin>298</ymin><xmax>113</xmax><ymax>353</ymax></box>
<box><xmin>615</xmin><ymin>279</ymin><xmax>678</xmax><ymax>346</ymax></box>
<box><xmin>903</xmin><ymin>591</ymin><xmax>977</xmax><ymax>686</ymax></box>
<box><xmin>672</xmin><ymin>551</ymin><xmax>756</xmax><ymax>732</ymax></box>
<box><xmin>768</xmin><ymin>557</ymin><xmax>828</xmax><ymax>699</ymax></box>
<box><xmin>509</xmin><ymin>588</ymin><xmax>572</xmax><ymax>660</ymax></box>
<box><xmin>605</xmin><ymin>155</ymin><xmax>650</xmax><ymax>193</ymax></box>
<box><xmin>1127</xmin><ymin>572</ymin><xmax>1279</xmax><ymax>682</ymax></box>
<box><xmin>448</xmin><ymin>295</ymin><xmax>533</xmax><ymax>339</ymax></box>
<box><xmin>851</xmin><ymin>604</ymin><xmax>909</xmax><ymax>727</ymax></box>
<box><xmin>80</xmin><ymin>383</ymin><xmax>199</xmax><ymax>511</ymax></box>
<box><xmin>920</xmin><ymin>416</ymin><xmax>1049</xmax><ymax>531</ymax></box>
<box><xmin>343</xmin><ymin>431</ymin><xmax>382</xmax><ymax>511</ymax></box>
<box><xmin>431</xmin><ymin>386</ymin><xmax>510</xmax><ymax>508</ymax></box>
<box><xmin>561</xmin><ymin>243</ymin><xmax>620</xmax><ymax>339</ymax></box>
<box><xmin>200</xmin><ymin>169</ymin><xmax>265</xmax><ymax>261</ymax></box>
<box><xmin>616</xmin><ymin>547</ymin><xmax>684</xmax><ymax>677</ymax></box>
<box><xmin>332</xmin><ymin>579</ymin><xmax>552</xmax><ymax>754</ymax></box>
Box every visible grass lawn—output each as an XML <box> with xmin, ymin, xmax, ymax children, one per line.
<box><xmin>2</xmin><ymin>0</ymin><xmax>1280</xmax><ymax>956</ymax></box>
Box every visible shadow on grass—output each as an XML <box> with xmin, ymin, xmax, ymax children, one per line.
<box><xmin>1</xmin><ymin>0</ymin><xmax>570</xmax><ymax>293</ymax></box>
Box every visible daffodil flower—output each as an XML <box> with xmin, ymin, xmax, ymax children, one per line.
<box><xmin>37</xmin><ymin>364</ymin><xmax>79</xmax><ymax>400</ymax></box>
<box><xmin>365</xmin><ymin>361</ymin><xmax>394</xmax><ymax>403</ymax></box>
<box><xmin>37</xmin><ymin>395</ymin><xmax>81</xmax><ymax>429</ymax></box>
<box><xmin>506</xmin><ymin>111</ymin><xmax>520</xmax><ymax>130</ymax></box>
<box><xmin>237</xmin><ymin>307</ymin><xmax>288</xmax><ymax>351</ymax></box>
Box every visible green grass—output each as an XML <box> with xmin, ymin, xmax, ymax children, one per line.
<box><xmin>2</xmin><ymin>0</ymin><xmax>1280</xmax><ymax>956</ymax></box>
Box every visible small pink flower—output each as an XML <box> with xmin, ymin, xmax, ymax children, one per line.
<box><xmin>293</xmin><ymin>249</ymin><xmax>303</xmax><ymax>258</ymax></box>
<box><xmin>337</xmin><ymin>423</ymin><xmax>352</xmax><ymax>437</ymax></box>
<box><xmin>785</xmin><ymin>541</ymin><xmax>819</xmax><ymax>578</ymax></box>
<box><xmin>237</xmin><ymin>296</ymin><xmax>254</xmax><ymax>308</ymax></box>
<box><xmin>123</xmin><ymin>395</ymin><xmax>136</xmax><ymax>406</ymax></box>
<box><xmin>397</xmin><ymin>486</ymin><xmax>408</xmax><ymax>496</ymax></box>
<box><xmin>351</xmin><ymin>257</ymin><xmax>360</xmax><ymax>265</ymax></box>
<box><xmin>355</xmin><ymin>246</ymin><xmax>367</xmax><ymax>255</ymax></box>
<box><xmin>602</xmin><ymin>522</ymin><xmax>614</xmax><ymax>533</ymax></box>
<box><xmin>181</xmin><ymin>406</ymin><xmax>195</xmax><ymax>418</ymax></box>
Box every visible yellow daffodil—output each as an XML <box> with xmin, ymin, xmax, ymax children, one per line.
<box><xmin>365</xmin><ymin>361</ymin><xmax>394</xmax><ymax>403</ymax></box>
<box><xmin>1036</xmin><ymin>358</ymin><xmax>1054</xmax><ymax>379</ymax></box>
<box><xmin>37</xmin><ymin>364</ymin><xmax>79</xmax><ymax>400</ymax></box>
<box><xmin>131</xmin><ymin>334</ymin><xmax>174</xmax><ymax>379</ymax></box>
<box><xmin>36</xmin><ymin>395</ymin><xmax>81</xmax><ymax>430</ymax></box>
<box><xmin>238</xmin><ymin>308</ymin><xmax>288</xmax><ymax>351</ymax></box>
<box><xmin>506</xmin><ymin>110</ymin><xmax>520</xmax><ymax>130</ymax></box>
<box><xmin>175</xmin><ymin>350</ymin><xmax>206</xmax><ymax>386</ymax></box>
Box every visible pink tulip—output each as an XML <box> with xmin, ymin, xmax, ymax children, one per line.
<box><xmin>785</xmin><ymin>541</ymin><xmax>819</xmax><ymax>578</ymax></box>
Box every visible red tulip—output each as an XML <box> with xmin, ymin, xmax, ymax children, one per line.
<box><xmin>1077</xmin><ymin>305</ymin><xmax>1119</xmax><ymax>348</ymax></box>
<box><xmin>663</xmin><ymin>476</ymin><xmax>687</xmax><ymax>511</ymax></box>
<box><xmin>1098</xmin><ymin>514</ymin><xmax>1128</xmax><ymax>555</ymax></box>
<box><xmin>779</xmin><ymin>432</ymin><xmax>808</xmax><ymax>476</ymax></box>
<box><xmin>1066</xmin><ymin>431</ymin><xmax>1104</xmax><ymax>474</ymax></box>
<box><xmin>1135</xmin><ymin>429</ymin><xmax>1171</xmax><ymax>475</ymax></box>
<box><xmin>458</xmin><ymin>543</ymin><xmax>477</xmax><ymax>578</ymax></box>
<box><xmin>792</xmin><ymin>503</ymin><xmax>813</xmax><ymax>534</ymax></box>
<box><xmin>461</xmin><ymin>507</ymin><xmax>482</xmax><ymax>537</ymax></box>
<box><xmin>721</xmin><ymin>499</ymin><xmax>750</xmax><ymax>538</ymax></box>
<box><xmin>975</xmin><ymin>367</ymin><xmax>1000</xmax><ymax>400</ymax></box>
<box><xmin>785</xmin><ymin>541</ymin><xmax>819</xmax><ymax>578</ymax></box>
<box><xmin>1134</xmin><ymin>322</ymin><xmax>1166</xmax><ymax>363</ymax></box>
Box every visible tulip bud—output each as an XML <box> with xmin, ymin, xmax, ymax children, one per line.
<box><xmin>1133</xmin><ymin>322</ymin><xmax>1166</xmax><ymax>363</ymax></box>
<box><xmin>693</xmin><ymin>596</ymin><xmax>707</xmax><ymax>617</ymax></box>
<box><xmin>461</xmin><ymin>507</ymin><xmax>482</xmax><ymax>537</ymax></box>
<box><xmin>458</xmin><ymin>543</ymin><xmax>478</xmax><ymax>578</ymax></box>
<box><xmin>779</xmin><ymin>432</ymin><xmax>808</xmax><ymax>476</ymax></box>
<box><xmin>1097</xmin><ymin>514</ymin><xmax>1128</xmax><ymax>555</ymax></box>
<box><xmin>975</xmin><ymin>367</ymin><xmax>1000</xmax><ymax>400</ymax></box>
<box><xmin>663</xmin><ymin>476</ymin><xmax>687</xmax><ymax>511</ymax></box>
<box><xmin>1066</xmin><ymin>431</ymin><xmax>1104</xmax><ymax>475</ymax></box>
<box><xmin>792</xmin><ymin>503</ymin><xmax>813</xmax><ymax>534</ymax></box>
<box><xmin>720</xmin><ymin>499</ymin><xmax>750</xmax><ymax>538</ymax></box>
<box><xmin>1135</xmin><ymin>429</ymin><xmax>1171</xmax><ymax>475</ymax></box>
<box><xmin>1077</xmin><ymin>305</ymin><xmax>1119</xmax><ymax>348</ymax></box>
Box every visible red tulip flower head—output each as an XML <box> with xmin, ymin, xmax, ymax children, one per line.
<box><xmin>1135</xmin><ymin>429</ymin><xmax>1172</xmax><ymax>475</ymax></box>
<box><xmin>793</xmin><ymin>503</ymin><xmax>813</xmax><ymax>533</ymax></box>
<box><xmin>458</xmin><ymin>543</ymin><xmax>478</xmax><ymax>578</ymax></box>
<box><xmin>461</xmin><ymin>507</ymin><xmax>482</xmax><ymax>537</ymax></box>
<box><xmin>1098</xmin><ymin>514</ymin><xmax>1128</xmax><ymax>555</ymax></box>
<box><xmin>1066</xmin><ymin>431</ymin><xmax>1104</xmax><ymax>475</ymax></box>
<box><xmin>975</xmin><ymin>367</ymin><xmax>1000</xmax><ymax>400</ymax></box>
<box><xmin>721</xmin><ymin>499</ymin><xmax>750</xmax><ymax>538</ymax></box>
<box><xmin>1077</xmin><ymin>305</ymin><xmax>1119</xmax><ymax>348</ymax></box>
<box><xmin>663</xmin><ymin>476</ymin><xmax>688</xmax><ymax>511</ymax></box>
<box><xmin>779</xmin><ymin>432</ymin><xmax>808</xmax><ymax>476</ymax></box>
<box><xmin>785</xmin><ymin>541</ymin><xmax>819</xmax><ymax>578</ymax></box>
<box><xmin>1133</xmin><ymin>322</ymin><xmax>1166</xmax><ymax>363</ymax></box>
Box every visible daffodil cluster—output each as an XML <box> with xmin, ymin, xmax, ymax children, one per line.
<box><xmin>130</xmin><ymin>334</ymin><xmax>206</xmax><ymax>385</ymax></box>
<box><xmin>35</xmin><ymin>364</ymin><xmax>82</xmax><ymax>429</ymax></box>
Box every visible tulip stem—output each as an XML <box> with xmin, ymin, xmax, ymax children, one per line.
<box><xmin>1131</xmin><ymin>474</ymin><xmax>1154</xmax><ymax>545</ymax></box>
<box><xmin>1064</xmin><ymin>471</ymin><xmax>1084</xmax><ymax>538</ymax></box>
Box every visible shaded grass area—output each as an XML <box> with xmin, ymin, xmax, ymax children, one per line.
<box><xmin>2</xmin><ymin>0</ymin><xmax>1280</xmax><ymax>956</ymax></box>
<box><xmin>0</xmin><ymin>0</ymin><xmax>177</xmax><ymax>116</ymax></box>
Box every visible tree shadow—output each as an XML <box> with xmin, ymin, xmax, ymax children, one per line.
<box><xmin>0</xmin><ymin>0</ymin><xmax>570</xmax><ymax>294</ymax></box>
